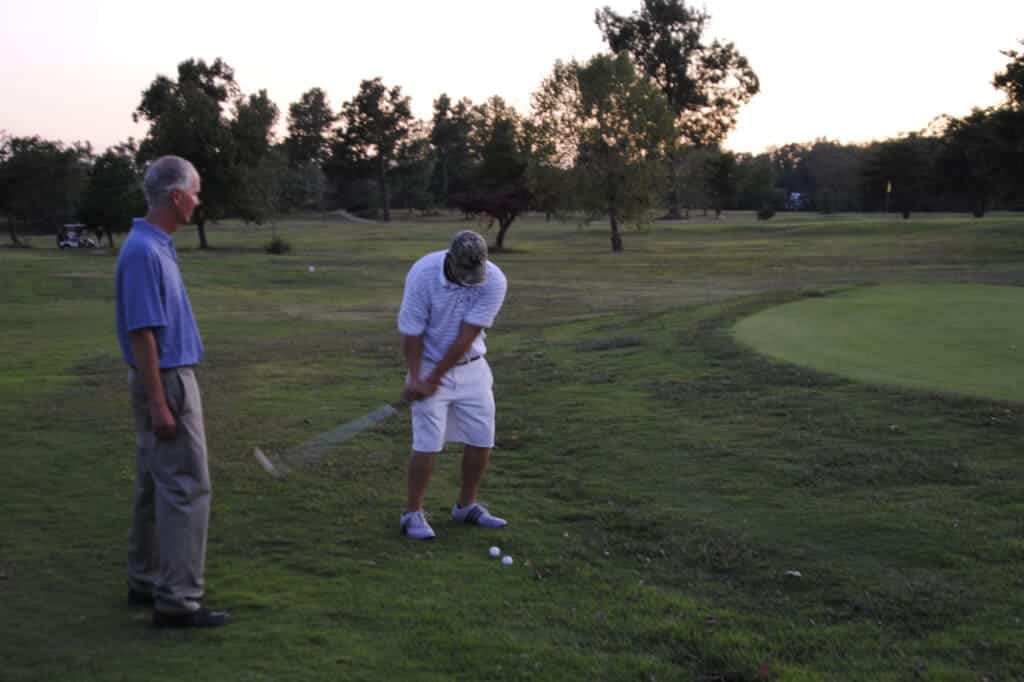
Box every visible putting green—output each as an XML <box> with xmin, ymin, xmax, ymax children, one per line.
<box><xmin>734</xmin><ymin>284</ymin><xmax>1024</xmax><ymax>403</ymax></box>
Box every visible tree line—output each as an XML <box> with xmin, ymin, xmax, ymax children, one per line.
<box><xmin>1</xmin><ymin>0</ymin><xmax>1021</xmax><ymax>252</ymax></box>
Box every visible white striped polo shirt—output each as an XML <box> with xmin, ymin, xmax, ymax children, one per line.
<box><xmin>397</xmin><ymin>250</ymin><xmax>508</xmax><ymax>363</ymax></box>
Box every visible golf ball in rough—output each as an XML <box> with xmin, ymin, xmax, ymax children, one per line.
<box><xmin>501</xmin><ymin>555</ymin><xmax>514</xmax><ymax>566</ymax></box>
<box><xmin>308</xmin><ymin>265</ymin><xmax>316</xmax><ymax>273</ymax></box>
<box><xmin>489</xmin><ymin>546</ymin><xmax>501</xmax><ymax>558</ymax></box>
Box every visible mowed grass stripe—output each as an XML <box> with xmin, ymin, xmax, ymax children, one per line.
<box><xmin>734</xmin><ymin>283</ymin><xmax>1024</xmax><ymax>403</ymax></box>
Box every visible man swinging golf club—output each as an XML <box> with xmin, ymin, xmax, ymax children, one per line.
<box><xmin>397</xmin><ymin>230</ymin><xmax>509</xmax><ymax>539</ymax></box>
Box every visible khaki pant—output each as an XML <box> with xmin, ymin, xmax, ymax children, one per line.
<box><xmin>127</xmin><ymin>366</ymin><xmax>211</xmax><ymax>614</ymax></box>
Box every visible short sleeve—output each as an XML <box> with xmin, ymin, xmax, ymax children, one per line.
<box><xmin>464</xmin><ymin>265</ymin><xmax>507</xmax><ymax>329</ymax></box>
<box><xmin>120</xmin><ymin>250</ymin><xmax>167</xmax><ymax>332</ymax></box>
<box><xmin>397</xmin><ymin>266</ymin><xmax>429</xmax><ymax>336</ymax></box>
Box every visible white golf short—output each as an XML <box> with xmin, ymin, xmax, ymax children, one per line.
<box><xmin>410</xmin><ymin>356</ymin><xmax>495</xmax><ymax>453</ymax></box>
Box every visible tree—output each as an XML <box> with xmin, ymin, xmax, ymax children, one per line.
<box><xmin>390</xmin><ymin>121</ymin><xmax>436</xmax><ymax>214</ymax></box>
<box><xmin>285</xmin><ymin>87</ymin><xmax>336</xmax><ymax>166</ymax></box>
<box><xmin>78</xmin><ymin>140</ymin><xmax>146</xmax><ymax>247</ymax></box>
<box><xmin>338</xmin><ymin>78</ymin><xmax>413</xmax><ymax>221</ymax></box>
<box><xmin>940</xmin><ymin>111</ymin><xmax>1001</xmax><ymax>216</ymax></box>
<box><xmin>429</xmin><ymin>94</ymin><xmax>475</xmax><ymax>206</ymax></box>
<box><xmin>734</xmin><ymin>153</ymin><xmax>776</xmax><ymax>211</ymax></box>
<box><xmin>865</xmin><ymin>135</ymin><xmax>927</xmax><ymax>218</ymax></box>
<box><xmin>522</xmin><ymin>117</ymin><xmax>572</xmax><ymax>220</ymax></box>
<box><xmin>232</xmin><ymin>89</ymin><xmax>281</xmax><ymax>224</ymax></box>
<box><xmin>0</xmin><ymin>134</ymin><xmax>91</xmax><ymax>245</ymax></box>
<box><xmin>278</xmin><ymin>159</ymin><xmax>328</xmax><ymax>212</ymax></box>
<box><xmin>532</xmin><ymin>53</ymin><xmax>675</xmax><ymax>251</ymax></box>
<box><xmin>450</xmin><ymin>112</ymin><xmax>531</xmax><ymax>250</ymax></box>
<box><xmin>134</xmin><ymin>58</ymin><xmax>241</xmax><ymax>248</ymax></box>
<box><xmin>704</xmin><ymin>148</ymin><xmax>737</xmax><ymax>216</ymax></box>
<box><xmin>993</xmin><ymin>41</ymin><xmax>1024</xmax><ymax>109</ymax></box>
<box><xmin>991</xmin><ymin>42</ymin><xmax>1024</xmax><ymax>198</ymax></box>
<box><xmin>597</xmin><ymin>0</ymin><xmax>759</xmax><ymax>218</ymax></box>
<box><xmin>801</xmin><ymin>140</ymin><xmax>864</xmax><ymax>213</ymax></box>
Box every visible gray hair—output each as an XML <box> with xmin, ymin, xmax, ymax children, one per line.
<box><xmin>142</xmin><ymin>156</ymin><xmax>199</xmax><ymax>209</ymax></box>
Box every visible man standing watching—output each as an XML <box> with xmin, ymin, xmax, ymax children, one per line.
<box><xmin>398</xmin><ymin>230</ymin><xmax>509</xmax><ymax>540</ymax></box>
<box><xmin>115</xmin><ymin>155</ymin><xmax>229</xmax><ymax>627</ymax></box>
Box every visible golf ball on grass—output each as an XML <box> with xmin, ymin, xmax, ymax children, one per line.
<box><xmin>489</xmin><ymin>546</ymin><xmax>501</xmax><ymax>558</ymax></box>
<box><xmin>308</xmin><ymin>265</ymin><xmax>316</xmax><ymax>273</ymax></box>
<box><xmin>501</xmin><ymin>555</ymin><xmax>514</xmax><ymax>566</ymax></box>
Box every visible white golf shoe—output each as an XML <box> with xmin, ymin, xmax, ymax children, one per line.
<box><xmin>451</xmin><ymin>502</ymin><xmax>507</xmax><ymax>528</ymax></box>
<box><xmin>400</xmin><ymin>510</ymin><xmax>436</xmax><ymax>540</ymax></box>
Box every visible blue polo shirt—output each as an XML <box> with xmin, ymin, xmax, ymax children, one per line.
<box><xmin>115</xmin><ymin>218</ymin><xmax>203</xmax><ymax>368</ymax></box>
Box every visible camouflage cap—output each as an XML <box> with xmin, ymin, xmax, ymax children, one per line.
<box><xmin>447</xmin><ymin>230</ymin><xmax>488</xmax><ymax>285</ymax></box>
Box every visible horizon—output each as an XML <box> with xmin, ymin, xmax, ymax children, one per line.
<box><xmin>1</xmin><ymin>0</ymin><xmax>1022</xmax><ymax>156</ymax></box>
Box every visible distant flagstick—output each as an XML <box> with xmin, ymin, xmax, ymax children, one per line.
<box><xmin>253</xmin><ymin>399</ymin><xmax>410</xmax><ymax>479</ymax></box>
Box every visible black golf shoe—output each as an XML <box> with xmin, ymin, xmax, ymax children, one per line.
<box><xmin>153</xmin><ymin>607</ymin><xmax>231</xmax><ymax>628</ymax></box>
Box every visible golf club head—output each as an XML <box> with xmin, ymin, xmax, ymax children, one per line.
<box><xmin>253</xmin><ymin>447</ymin><xmax>289</xmax><ymax>479</ymax></box>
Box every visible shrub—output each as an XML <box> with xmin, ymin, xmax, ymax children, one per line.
<box><xmin>264</xmin><ymin>235</ymin><xmax>292</xmax><ymax>254</ymax></box>
<box><xmin>757</xmin><ymin>205</ymin><xmax>776</xmax><ymax>220</ymax></box>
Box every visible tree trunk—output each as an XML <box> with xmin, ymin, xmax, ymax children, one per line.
<box><xmin>664</xmin><ymin>151</ymin><xmax>683</xmax><ymax>219</ymax></box>
<box><xmin>106</xmin><ymin>229</ymin><xmax>116</xmax><ymax>249</ymax></box>
<box><xmin>8</xmin><ymin>217</ymin><xmax>21</xmax><ymax>246</ymax></box>
<box><xmin>609</xmin><ymin>211</ymin><xmax>623</xmax><ymax>252</ymax></box>
<box><xmin>441</xmin><ymin>155</ymin><xmax>449</xmax><ymax>206</ymax></box>
<box><xmin>496</xmin><ymin>216</ymin><xmax>513</xmax><ymax>250</ymax></box>
<box><xmin>379</xmin><ymin>156</ymin><xmax>391</xmax><ymax>222</ymax></box>
<box><xmin>195</xmin><ymin>206</ymin><xmax>209</xmax><ymax>249</ymax></box>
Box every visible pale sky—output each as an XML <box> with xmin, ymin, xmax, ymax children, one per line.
<box><xmin>1</xmin><ymin>0</ymin><xmax>1021</xmax><ymax>155</ymax></box>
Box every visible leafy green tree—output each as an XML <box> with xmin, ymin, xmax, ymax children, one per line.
<box><xmin>802</xmin><ymin>140</ymin><xmax>864</xmax><ymax>213</ymax></box>
<box><xmin>597</xmin><ymin>0</ymin><xmax>759</xmax><ymax>218</ymax></box>
<box><xmin>450</xmin><ymin>112</ymin><xmax>530</xmax><ymax>250</ymax></box>
<box><xmin>672</xmin><ymin>145</ymin><xmax>717</xmax><ymax>217</ymax></box>
<box><xmin>521</xmin><ymin>118</ymin><xmax>571</xmax><ymax>220</ymax></box>
<box><xmin>532</xmin><ymin>53</ymin><xmax>675</xmax><ymax>251</ymax></box>
<box><xmin>78</xmin><ymin>140</ymin><xmax>146</xmax><ymax>247</ymax></box>
<box><xmin>734</xmin><ymin>153</ymin><xmax>776</xmax><ymax>211</ymax></box>
<box><xmin>468</xmin><ymin>97</ymin><xmax>521</xmax><ymax>154</ymax></box>
<box><xmin>429</xmin><ymin>94</ymin><xmax>475</xmax><ymax>205</ymax></box>
<box><xmin>232</xmin><ymin>89</ymin><xmax>281</xmax><ymax>224</ymax></box>
<box><xmin>991</xmin><ymin>42</ymin><xmax>1024</xmax><ymax>197</ymax></box>
<box><xmin>768</xmin><ymin>143</ymin><xmax>813</xmax><ymax>205</ymax></box>
<box><xmin>235</xmin><ymin>149</ymin><xmax>287</xmax><ymax>226</ymax></box>
<box><xmin>865</xmin><ymin>135</ymin><xmax>927</xmax><ymax>218</ymax></box>
<box><xmin>279</xmin><ymin>159</ymin><xmax>328</xmax><ymax>212</ymax></box>
<box><xmin>135</xmin><ymin>59</ymin><xmax>282</xmax><ymax>244</ymax></box>
<box><xmin>390</xmin><ymin>121</ymin><xmax>436</xmax><ymax>214</ymax></box>
<box><xmin>704</xmin><ymin>148</ymin><xmax>737</xmax><ymax>216</ymax></box>
<box><xmin>285</xmin><ymin>87</ymin><xmax>336</xmax><ymax>166</ymax></box>
<box><xmin>0</xmin><ymin>134</ymin><xmax>91</xmax><ymax>245</ymax></box>
<box><xmin>993</xmin><ymin>41</ymin><xmax>1024</xmax><ymax>109</ymax></box>
<box><xmin>233</xmin><ymin>90</ymin><xmax>279</xmax><ymax>164</ymax></box>
<box><xmin>134</xmin><ymin>58</ymin><xmax>241</xmax><ymax>248</ymax></box>
<box><xmin>338</xmin><ymin>78</ymin><xmax>413</xmax><ymax>221</ymax></box>
<box><xmin>940</xmin><ymin>111</ymin><xmax>1001</xmax><ymax>216</ymax></box>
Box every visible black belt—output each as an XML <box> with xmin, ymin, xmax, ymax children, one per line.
<box><xmin>455</xmin><ymin>355</ymin><xmax>483</xmax><ymax>366</ymax></box>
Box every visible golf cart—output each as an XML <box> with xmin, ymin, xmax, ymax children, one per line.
<box><xmin>57</xmin><ymin>224</ymin><xmax>98</xmax><ymax>249</ymax></box>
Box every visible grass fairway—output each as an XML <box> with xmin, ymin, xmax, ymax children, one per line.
<box><xmin>2</xmin><ymin>212</ymin><xmax>1024</xmax><ymax>681</ymax></box>
<box><xmin>734</xmin><ymin>283</ymin><xmax>1024</xmax><ymax>403</ymax></box>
